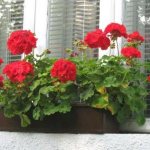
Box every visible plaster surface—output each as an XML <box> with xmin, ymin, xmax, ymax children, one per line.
<box><xmin>0</xmin><ymin>132</ymin><xmax>150</xmax><ymax>150</ymax></box>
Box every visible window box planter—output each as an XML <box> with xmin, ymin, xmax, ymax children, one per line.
<box><xmin>0</xmin><ymin>104</ymin><xmax>119</xmax><ymax>133</ymax></box>
<box><xmin>0</xmin><ymin>25</ymin><xmax>147</xmax><ymax>134</ymax></box>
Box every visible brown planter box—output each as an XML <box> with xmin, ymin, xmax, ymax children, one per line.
<box><xmin>0</xmin><ymin>104</ymin><xmax>119</xmax><ymax>133</ymax></box>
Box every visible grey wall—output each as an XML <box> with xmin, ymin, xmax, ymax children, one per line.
<box><xmin>0</xmin><ymin>132</ymin><xmax>150</xmax><ymax>150</ymax></box>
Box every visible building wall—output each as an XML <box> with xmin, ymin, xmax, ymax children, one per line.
<box><xmin>0</xmin><ymin>132</ymin><xmax>150</xmax><ymax>150</ymax></box>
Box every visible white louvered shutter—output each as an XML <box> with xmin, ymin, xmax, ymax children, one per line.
<box><xmin>123</xmin><ymin>0</ymin><xmax>150</xmax><ymax>116</ymax></box>
<box><xmin>0</xmin><ymin>0</ymin><xmax>24</xmax><ymax>66</ymax></box>
<box><xmin>47</xmin><ymin>0</ymin><xmax>100</xmax><ymax>58</ymax></box>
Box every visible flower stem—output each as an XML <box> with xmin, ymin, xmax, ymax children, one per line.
<box><xmin>89</xmin><ymin>48</ymin><xmax>93</xmax><ymax>59</ymax></box>
<box><xmin>109</xmin><ymin>48</ymin><xmax>112</xmax><ymax>56</ymax></box>
<box><xmin>116</xmin><ymin>40</ymin><xmax>119</xmax><ymax>56</ymax></box>
<box><xmin>81</xmin><ymin>51</ymin><xmax>84</xmax><ymax>61</ymax></box>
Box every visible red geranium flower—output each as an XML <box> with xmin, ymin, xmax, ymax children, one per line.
<box><xmin>147</xmin><ymin>76</ymin><xmax>150</xmax><ymax>82</ymax></box>
<box><xmin>7</xmin><ymin>30</ymin><xmax>37</xmax><ymax>55</ymax></box>
<box><xmin>127</xmin><ymin>31</ymin><xmax>144</xmax><ymax>42</ymax></box>
<box><xmin>51</xmin><ymin>59</ymin><xmax>76</xmax><ymax>83</ymax></box>
<box><xmin>0</xmin><ymin>58</ymin><xmax>3</xmax><ymax>65</ymax></box>
<box><xmin>121</xmin><ymin>47</ymin><xmax>141</xmax><ymax>58</ymax></box>
<box><xmin>0</xmin><ymin>75</ymin><xmax>4</xmax><ymax>87</ymax></box>
<box><xmin>84</xmin><ymin>29</ymin><xmax>110</xmax><ymax>49</ymax></box>
<box><xmin>84</xmin><ymin>29</ymin><xmax>103</xmax><ymax>48</ymax></box>
<box><xmin>104</xmin><ymin>23</ymin><xmax>127</xmax><ymax>39</ymax></box>
<box><xmin>99</xmin><ymin>34</ymin><xmax>110</xmax><ymax>50</ymax></box>
<box><xmin>3</xmin><ymin>61</ymin><xmax>34</xmax><ymax>83</ymax></box>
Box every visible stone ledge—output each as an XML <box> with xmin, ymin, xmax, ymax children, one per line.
<box><xmin>0</xmin><ymin>132</ymin><xmax>150</xmax><ymax>150</ymax></box>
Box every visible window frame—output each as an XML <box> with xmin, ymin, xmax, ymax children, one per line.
<box><xmin>23</xmin><ymin>0</ymin><xmax>48</xmax><ymax>56</ymax></box>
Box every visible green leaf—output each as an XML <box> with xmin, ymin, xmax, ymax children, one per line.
<box><xmin>92</xmin><ymin>96</ymin><xmax>109</xmax><ymax>109</ymax></box>
<box><xmin>23</xmin><ymin>103</ymin><xmax>31</xmax><ymax>112</ymax></box>
<box><xmin>80</xmin><ymin>84</ymin><xmax>94</xmax><ymax>101</ymax></box>
<box><xmin>38</xmin><ymin>72</ymin><xmax>49</xmax><ymax>77</ymax></box>
<box><xmin>40</xmin><ymin>78</ymin><xmax>50</xmax><ymax>85</ymax></box>
<box><xmin>33</xmin><ymin>107</ymin><xmax>41</xmax><ymax>120</ymax></box>
<box><xmin>33</xmin><ymin>94</ymin><xmax>41</xmax><ymax>106</ymax></box>
<box><xmin>43</xmin><ymin>104</ymin><xmax>58</xmax><ymax>115</ymax></box>
<box><xmin>120</xmin><ymin>87</ymin><xmax>135</xmax><ymax>97</ymax></box>
<box><xmin>20</xmin><ymin>114</ymin><xmax>31</xmax><ymax>127</ymax></box>
<box><xmin>103</xmin><ymin>76</ymin><xmax>120</xmax><ymax>87</ymax></box>
<box><xmin>28</xmin><ymin>92</ymin><xmax>33</xmax><ymax>98</ymax></box>
<box><xmin>107</xmin><ymin>101</ymin><xmax>120</xmax><ymax>115</ymax></box>
<box><xmin>39</xmin><ymin>86</ymin><xmax>54</xmax><ymax>95</ymax></box>
<box><xmin>128</xmin><ymin>98</ymin><xmax>147</xmax><ymax>113</ymax></box>
<box><xmin>60</xmin><ymin>94</ymin><xmax>71</xmax><ymax>100</ymax></box>
<box><xmin>43</xmin><ymin>103</ymin><xmax>71</xmax><ymax>115</ymax></box>
<box><xmin>116</xmin><ymin>94</ymin><xmax>124</xmax><ymax>103</ymax></box>
<box><xmin>4</xmin><ymin>108</ymin><xmax>15</xmax><ymax>118</ymax></box>
<box><xmin>117</xmin><ymin>105</ymin><xmax>131</xmax><ymax>123</ymax></box>
<box><xmin>57</xmin><ymin>103</ymin><xmax>71</xmax><ymax>113</ymax></box>
<box><xmin>30</xmin><ymin>80</ymin><xmax>41</xmax><ymax>91</ymax></box>
<box><xmin>135</xmin><ymin>113</ymin><xmax>145</xmax><ymax>125</ymax></box>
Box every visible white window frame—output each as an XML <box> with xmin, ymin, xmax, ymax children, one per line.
<box><xmin>23</xmin><ymin>0</ymin><xmax>48</xmax><ymax>56</ymax></box>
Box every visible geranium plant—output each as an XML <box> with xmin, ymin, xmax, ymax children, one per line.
<box><xmin>0</xmin><ymin>23</ymin><xmax>150</xmax><ymax>127</ymax></box>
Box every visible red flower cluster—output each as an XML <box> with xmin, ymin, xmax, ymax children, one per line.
<box><xmin>121</xmin><ymin>47</ymin><xmax>141</xmax><ymax>58</ymax></box>
<box><xmin>127</xmin><ymin>31</ymin><xmax>144</xmax><ymax>42</ymax></box>
<box><xmin>51</xmin><ymin>59</ymin><xmax>76</xmax><ymax>83</ymax></box>
<box><xmin>99</xmin><ymin>34</ymin><xmax>111</xmax><ymax>50</ymax></box>
<box><xmin>0</xmin><ymin>58</ymin><xmax>3</xmax><ymax>65</ymax></box>
<box><xmin>104</xmin><ymin>23</ymin><xmax>127</xmax><ymax>39</ymax></box>
<box><xmin>147</xmin><ymin>76</ymin><xmax>150</xmax><ymax>82</ymax></box>
<box><xmin>0</xmin><ymin>75</ymin><xmax>4</xmax><ymax>87</ymax></box>
<box><xmin>7</xmin><ymin>30</ymin><xmax>37</xmax><ymax>55</ymax></box>
<box><xmin>3</xmin><ymin>61</ymin><xmax>34</xmax><ymax>83</ymax></box>
<box><xmin>84</xmin><ymin>29</ymin><xmax>110</xmax><ymax>49</ymax></box>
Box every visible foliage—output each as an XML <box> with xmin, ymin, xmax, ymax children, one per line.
<box><xmin>0</xmin><ymin>23</ymin><xmax>150</xmax><ymax>127</ymax></box>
